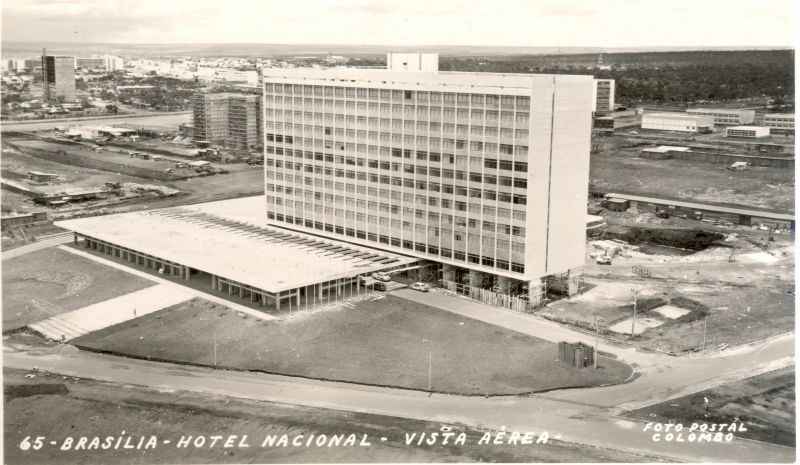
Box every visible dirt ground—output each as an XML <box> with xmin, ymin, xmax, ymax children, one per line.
<box><xmin>2</xmin><ymin>248</ymin><xmax>155</xmax><ymax>331</ymax></box>
<box><xmin>590</xmin><ymin>152</ymin><xmax>794</xmax><ymax>212</ymax></box>
<box><xmin>2</xmin><ymin>368</ymin><xmax>663</xmax><ymax>464</ymax></box>
<box><xmin>1</xmin><ymin>135</ymin><xmax>264</xmax><ymax>220</ymax></box>
<box><xmin>73</xmin><ymin>295</ymin><xmax>632</xmax><ymax>395</ymax></box>
<box><xmin>542</xmin><ymin>232</ymin><xmax>794</xmax><ymax>353</ymax></box>
<box><xmin>2</xmin><ymin>148</ymin><xmax>161</xmax><ymax>193</ymax></box>
<box><xmin>625</xmin><ymin>366</ymin><xmax>795</xmax><ymax>447</ymax></box>
<box><xmin>7</xmin><ymin>138</ymin><xmax>200</xmax><ymax>178</ymax></box>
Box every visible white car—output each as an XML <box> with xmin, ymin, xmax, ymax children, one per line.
<box><xmin>410</xmin><ymin>282</ymin><xmax>430</xmax><ymax>292</ymax></box>
<box><xmin>371</xmin><ymin>271</ymin><xmax>391</xmax><ymax>282</ymax></box>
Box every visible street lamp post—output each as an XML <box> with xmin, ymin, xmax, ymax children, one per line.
<box><xmin>422</xmin><ymin>338</ymin><xmax>432</xmax><ymax>395</ymax></box>
<box><xmin>427</xmin><ymin>350</ymin><xmax>432</xmax><ymax>392</ymax></box>
<box><xmin>594</xmin><ymin>315</ymin><xmax>603</xmax><ymax>369</ymax></box>
<box><xmin>630</xmin><ymin>288</ymin><xmax>639</xmax><ymax>337</ymax></box>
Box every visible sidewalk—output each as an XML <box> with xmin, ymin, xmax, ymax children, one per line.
<box><xmin>393</xmin><ymin>288</ymin><xmax>659</xmax><ymax>365</ymax></box>
<box><xmin>29</xmin><ymin>283</ymin><xmax>193</xmax><ymax>341</ymax></box>
<box><xmin>2</xmin><ymin>233</ymin><xmax>73</xmax><ymax>261</ymax></box>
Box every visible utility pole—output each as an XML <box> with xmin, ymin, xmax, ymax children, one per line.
<box><xmin>702</xmin><ymin>316</ymin><xmax>708</xmax><ymax>352</ymax></box>
<box><xmin>630</xmin><ymin>288</ymin><xmax>639</xmax><ymax>337</ymax></box>
<box><xmin>427</xmin><ymin>350</ymin><xmax>432</xmax><ymax>393</ymax></box>
<box><xmin>594</xmin><ymin>316</ymin><xmax>602</xmax><ymax>369</ymax></box>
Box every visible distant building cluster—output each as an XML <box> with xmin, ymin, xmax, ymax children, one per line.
<box><xmin>640</xmin><ymin>107</ymin><xmax>794</xmax><ymax>137</ymax></box>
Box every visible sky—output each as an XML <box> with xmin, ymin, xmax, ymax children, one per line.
<box><xmin>1</xmin><ymin>0</ymin><xmax>796</xmax><ymax>48</ymax></box>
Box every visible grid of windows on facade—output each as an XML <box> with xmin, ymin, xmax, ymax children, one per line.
<box><xmin>262</xmin><ymin>82</ymin><xmax>533</xmax><ymax>275</ymax></box>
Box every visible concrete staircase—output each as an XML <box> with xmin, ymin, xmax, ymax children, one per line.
<box><xmin>29</xmin><ymin>315</ymin><xmax>89</xmax><ymax>341</ymax></box>
<box><xmin>28</xmin><ymin>283</ymin><xmax>193</xmax><ymax>342</ymax></box>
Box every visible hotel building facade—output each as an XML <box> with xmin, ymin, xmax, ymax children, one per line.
<box><xmin>261</xmin><ymin>55</ymin><xmax>593</xmax><ymax>303</ymax></box>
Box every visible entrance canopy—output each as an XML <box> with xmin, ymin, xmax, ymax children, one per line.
<box><xmin>56</xmin><ymin>196</ymin><xmax>417</xmax><ymax>293</ymax></box>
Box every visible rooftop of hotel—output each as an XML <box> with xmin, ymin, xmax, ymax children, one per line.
<box><xmin>55</xmin><ymin>196</ymin><xmax>418</xmax><ymax>293</ymax></box>
<box><xmin>260</xmin><ymin>67</ymin><xmax>594</xmax><ymax>94</ymax></box>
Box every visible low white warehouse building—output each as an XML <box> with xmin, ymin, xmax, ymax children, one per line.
<box><xmin>641</xmin><ymin>112</ymin><xmax>714</xmax><ymax>133</ymax></box>
<box><xmin>724</xmin><ymin>126</ymin><xmax>770</xmax><ymax>138</ymax></box>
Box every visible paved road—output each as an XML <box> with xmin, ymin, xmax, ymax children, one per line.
<box><xmin>1</xmin><ymin>112</ymin><xmax>191</xmax><ymax>132</ymax></box>
<box><xmin>2</xmin><ymin>232</ymin><xmax>73</xmax><ymax>261</ymax></box>
<box><xmin>3</xmin><ymin>344</ymin><xmax>792</xmax><ymax>463</ymax></box>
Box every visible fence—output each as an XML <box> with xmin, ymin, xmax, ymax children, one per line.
<box><xmin>440</xmin><ymin>279</ymin><xmax>539</xmax><ymax>313</ymax></box>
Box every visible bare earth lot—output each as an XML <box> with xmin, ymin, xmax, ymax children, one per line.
<box><xmin>590</xmin><ymin>152</ymin><xmax>794</xmax><ymax>211</ymax></box>
<box><xmin>2</xmin><ymin>248</ymin><xmax>155</xmax><ymax>331</ymax></box>
<box><xmin>3</xmin><ymin>368</ymin><xmax>661</xmax><ymax>464</ymax></box>
<box><xmin>625</xmin><ymin>366</ymin><xmax>795</xmax><ymax>447</ymax></box>
<box><xmin>2</xmin><ymin>148</ymin><xmax>162</xmax><ymax>193</ymax></box>
<box><xmin>73</xmin><ymin>295</ymin><xmax>632</xmax><ymax>395</ymax></box>
<box><xmin>542</xmin><ymin>228</ymin><xmax>794</xmax><ymax>354</ymax></box>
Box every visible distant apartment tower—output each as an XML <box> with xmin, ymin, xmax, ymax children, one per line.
<box><xmin>192</xmin><ymin>92</ymin><xmax>261</xmax><ymax>151</ymax></box>
<box><xmin>762</xmin><ymin>113</ymin><xmax>794</xmax><ymax>134</ymax></box>
<box><xmin>193</xmin><ymin>93</ymin><xmax>230</xmax><ymax>145</ymax></box>
<box><xmin>592</xmin><ymin>79</ymin><xmax>615</xmax><ymax>115</ymax></box>
<box><xmin>686</xmin><ymin>108</ymin><xmax>755</xmax><ymax>126</ymax></box>
<box><xmin>228</xmin><ymin>94</ymin><xmax>261</xmax><ymax>151</ymax></box>
<box><xmin>261</xmin><ymin>53</ymin><xmax>594</xmax><ymax>303</ymax></box>
<box><xmin>41</xmin><ymin>52</ymin><xmax>76</xmax><ymax>101</ymax></box>
<box><xmin>104</xmin><ymin>55</ymin><xmax>124</xmax><ymax>72</ymax></box>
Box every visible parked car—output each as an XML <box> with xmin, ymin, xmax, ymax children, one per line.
<box><xmin>410</xmin><ymin>282</ymin><xmax>430</xmax><ymax>292</ymax></box>
<box><xmin>596</xmin><ymin>255</ymin><xmax>612</xmax><ymax>265</ymax></box>
<box><xmin>371</xmin><ymin>271</ymin><xmax>391</xmax><ymax>282</ymax></box>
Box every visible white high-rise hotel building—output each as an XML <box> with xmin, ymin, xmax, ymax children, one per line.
<box><xmin>262</xmin><ymin>53</ymin><xmax>593</xmax><ymax>302</ymax></box>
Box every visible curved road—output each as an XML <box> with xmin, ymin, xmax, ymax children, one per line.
<box><xmin>3</xmin><ymin>331</ymin><xmax>793</xmax><ymax>463</ymax></box>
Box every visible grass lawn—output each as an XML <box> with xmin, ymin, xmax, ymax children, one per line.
<box><xmin>625</xmin><ymin>367</ymin><xmax>795</xmax><ymax>447</ymax></box>
<box><xmin>3</xmin><ymin>368</ymin><xmax>661</xmax><ymax>464</ymax></box>
<box><xmin>73</xmin><ymin>295</ymin><xmax>632</xmax><ymax>395</ymax></box>
<box><xmin>2</xmin><ymin>247</ymin><xmax>156</xmax><ymax>331</ymax></box>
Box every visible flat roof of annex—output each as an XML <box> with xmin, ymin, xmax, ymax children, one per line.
<box><xmin>260</xmin><ymin>67</ymin><xmax>594</xmax><ymax>96</ymax></box>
